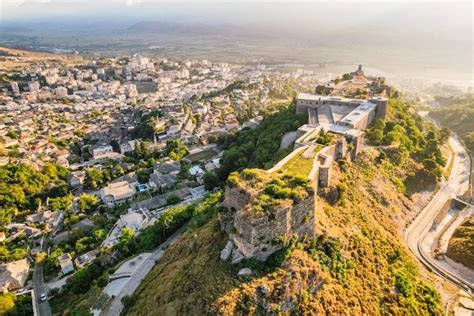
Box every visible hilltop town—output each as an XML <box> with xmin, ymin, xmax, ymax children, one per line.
<box><xmin>2</xmin><ymin>48</ymin><xmax>469</xmax><ymax>316</ymax></box>
<box><xmin>124</xmin><ymin>63</ymin><xmax>461</xmax><ymax>315</ymax></box>
<box><xmin>1</xmin><ymin>1</ymin><xmax>472</xmax><ymax>314</ymax></box>
<box><xmin>0</xmin><ymin>47</ymin><xmax>328</xmax><ymax>313</ymax></box>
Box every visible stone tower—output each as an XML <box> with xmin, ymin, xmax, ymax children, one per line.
<box><xmin>335</xmin><ymin>137</ymin><xmax>348</xmax><ymax>160</ymax></box>
<box><xmin>369</xmin><ymin>96</ymin><xmax>388</xmax><ymax>120</ymax></box>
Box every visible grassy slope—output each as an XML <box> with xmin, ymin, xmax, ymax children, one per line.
<box><xmin>128</xmin><ymin>148</ymin><xmax>441</xmax><ymax>315</ymax></box>
<box><xmin>309</xmin><ymin>150</ymin><xmax>441</xmax><ymax>314</ymax></box>
<box><xmin>447</xmin><ymin>217</ymin><xmax>474</xmax><ymax>270</ymax></box>
<box><xmin>128</xmin><ymin>99</ymin><xmax>444</xmax><ymax>315</ymax></box>
<box><xmin>126</xmin><ymin>216</ymin><xmax>239</xmax><ymax>315</ymax></box>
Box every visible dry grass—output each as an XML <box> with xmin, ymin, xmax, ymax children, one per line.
<box><xmin>446</xmin><ymin>217</ymin><xmax>474</xmax><ymax>269</ymax></box>
<box><xmin>128</xmin><ymin>149</ymin><xmax>442</xmax><ymax>315</ymax></box>
<box><xmin>0</xmin><ymin>47</ymin><xmax>83</xmax><ymax>70</ymax></box>
<box><xmin>127</xmin><ymin>216</ymin><xmax>240</xmax><ymax>315</ymax></box>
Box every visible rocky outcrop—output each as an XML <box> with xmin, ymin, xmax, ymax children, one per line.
<box><xmin>220</xmin><ymin>240</ymin><xmax>233</xmax><ymax>261</ymax></box>
<box><xmin>237</xmin><ymin>268</ymin><xmax>252</xmax><ymax>277</ymax></box>
<box><xmin>212</xmin><ymin>250</ymin><xmax>325</xmax><ymax>314</ymax></box>
<box><xmin>220</xmin><ymin>170</ymin><xmax>316</xmax><ymax>262</ymax></box>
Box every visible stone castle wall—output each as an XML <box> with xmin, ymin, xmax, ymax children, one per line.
<box><xmin>221</xmin><ymin>184</ymin><xmax>316</xmax><ymax>261</ymax></box>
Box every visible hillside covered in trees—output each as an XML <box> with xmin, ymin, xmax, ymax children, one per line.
<box><xmin>0</xmin><ymin>164</ymin><xmax>71</xmax><ymax>263</ymax></box>
<box><xmin>367</xmin><ymin>99</ymin><xmax>448</xmax><ymax>195</ymax></box>
<box><xmin>216</xmin><ymin>103</ymin><xmax>307</xmax><ymax>180</ymax></box>
<box><xmin>430</xmin><ymin>96</ymin><xmax>474</xmax><ymax>151</ymax></box>
<box><xmin>126</xmin><ymin>100</ymin><xmax>444</xmax><ymax>315</ymax></box>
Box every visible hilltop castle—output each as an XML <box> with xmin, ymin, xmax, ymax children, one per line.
<box><xmin>219</xmin><ymin>69</ymin><xmax>389</xmax><ymax>263</ymax></box>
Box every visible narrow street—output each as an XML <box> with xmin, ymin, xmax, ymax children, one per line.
<box><xmin>33</xmin><ymin>237</ymin><xmax>52</xmax><ymax>316</ymax></box>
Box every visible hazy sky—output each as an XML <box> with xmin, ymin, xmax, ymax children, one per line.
<box><xmin>1</xmin><ymin>0</ymin><xmax>472</xmax><ymax>25</ymax></box>
<box><xmin>3</xmin><ymin>1</ymin><xmax>470</xmax><ymax>46</ymax></box>
<box><xmin>1</xmin><ymin>1</ymin><xmax>472</xmax><ymax>82</ymax></box>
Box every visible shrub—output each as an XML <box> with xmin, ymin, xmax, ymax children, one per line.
<box><xmin>166</xmin><ymin>194</ymin><xmax>182</xmax><ymax>205</ymax></box>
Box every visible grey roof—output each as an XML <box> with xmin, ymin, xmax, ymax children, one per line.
<box><xmin>150</xmin><ymin>172</ymin><xmax>177</xmax><ymax>187</ymax></box>
<box><xmin>156</xmin><ymin>160</ymin><xmax>181</xmax><ymax>174</ymax></box>
<box><xmin>72</xmin><ymin>218</ymin><xmax>94</xmax><ymax>230</ymax></box>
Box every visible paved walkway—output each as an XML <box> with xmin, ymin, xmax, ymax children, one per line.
<box><xmin>46</xmin><ymin>276</ymin><xmax>69</xmax><ymax>290</ymax></box>
<box><xmin>280</xmin><ymin>131</ymin><xmax>298</xmax><ymax>150</ymax></box>
<box><xmin>102</xmin><ymin>226</ymin><xmax>186</xmax><ymax>316</ymax></box>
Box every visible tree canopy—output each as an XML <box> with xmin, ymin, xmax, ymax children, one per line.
<box><xmin>217</xmin><ymin>103</ymin><xmax>306</xmax><ymax>181</ymax></box>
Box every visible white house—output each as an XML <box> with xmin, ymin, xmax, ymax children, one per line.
<box><xmin>74</xmin><ymin>249</ymin><xmax>99</xmax><ymax>269</ymax></box>
<box><xmin>58</xmin><ymin>253</ymin><xmax>74</xmax><ymax>275</ymax></box>
<box><xmin>100</xmin><ymin>181</ymin><xmax>136</xmax><ymax>208</ymax></box>
<box><xmin>120</xmin><ymin>140</ymin><xmax>137</xmax><ymax>154</ymax></box>
<box><xmin>68</xmin><ymin>171</ymin><xmax>85</xmax><ymax>187</ymax></box>
<box><xmin>0</xmin><ymin>259</ymin><xmax>29</xmax><ymax>292</ymax></box>
<box><xmin>91</xmin><ymin>145</ymin><xmax>113</xmax><ymax>159</ymax></box>
<box><xmin>189</xmin><ymin>165</ymin><xmax>205</xmax><ymax>176</ymax></box>
<box><xmin>101</xmin><ymin>208</ymin><xmax>155</xmax><ymax>248</ymax></box>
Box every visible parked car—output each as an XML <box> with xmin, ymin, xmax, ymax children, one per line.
<box><xmin>40</xmin><ymin>293</ymin><xmax>48</xmax><ymax>302</ymax></box>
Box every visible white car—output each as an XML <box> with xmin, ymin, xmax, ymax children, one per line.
<box><xmin>40</xmin><ymin>293</ymin><xmax>48</xmax><ymax>302</ymax></box>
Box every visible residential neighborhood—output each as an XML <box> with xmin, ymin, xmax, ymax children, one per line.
<box><xmin>0</xmin><ymin>50</ymin><xmax>323</xmax><ymax>314</ymax></box>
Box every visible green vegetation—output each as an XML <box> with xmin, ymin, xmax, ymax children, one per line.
<box><xmin>203</xmin><ymin>171</ymin><xmax>219</xmax><ymax>190</ymax></box>
<box><xmin>0</xmin><ymin>163</ymin><xmax>70</xmax><ymax>262</ymax></box>
<box><xmin>48</xmin><ymin>194</ymin><xmax>74</xmax><ymax>212</ymax></box>
<box><xmin>44</xmin><ymin>223</ymin><xmax>107</xmax><ymax>279</ymax></box>
<box><xmin>228</xmin><ymin>168</ymin><xmax>312</xmax><ymax>219</ymax></box>
<box><xmin>274</xmin><ymin>145</ymin><xmax>322</xmax><ymax>177</ymax></box>
<box><xmin>131</xmin><ymin>110</ymin><xmax>164</xmax><ymax>140</ymax></box>
<box><xmin>366</xmin><ymin>99</ymin><xmax>447</xmax><ymax>194</ymax></box>
<box><xmin>136</xmin><ymin>192</ymin><xmax>222</xmax><ymax>252</ymax></box>
<box><xmin>49</xmin><ymin>137</ymin><xmax>68</xmax><ymax>149</ymax></box>
<box><xmin>78</xmin><ymin>194</ymin><xmax>99</xmax><ymax>214</ymax></box>
<box><xmin>50</xmin><ymin>192</ymin><xmax>223</xmax><ymax>314</ymax></box>
<box><xmin>126</xmin><ymin>215</ymin><xmax>241</xmax><ymax>316</ymax></box>
<box><xmin>430</xmin><ymin>96</ymin><xmax>474</xmax><ymax>151</ymax></box>
<box><xmin>165</xmin><ymin>139</ymin><xmax>189</xmax><ymax>161</ymax></box>
<box><xmin>136</xmin><ymin>167</ymin><xmax>151</xmax><ymax>184</ymax></box>
<box><xmin>166</xmin><ymin>194</ymin><xmax>182</xmax><ymax>205</ymax></box>
<box><xmin>126</xmin><ymin>96</ymin><xmax>444</xmax><ymax>315</ymax></box>
<box><xmin>446</xmin><ymin>217</ymin><xmax>474</xmax><ymax>269</ymax></box>
<box><xmin>313</xmin><ymin>129</ymin><xmax>334</xmax><ymax>145</ymax></box>
<box><xmin>5</xmin><ymin>131</ymin><xmax>18</xmax><ymax>139</ymax></box>
<box><xmin>0</xmin><ymin>294</ymin><xmax>14</xmax><ymax>314</ymax></box>
<box><xmin>50</xmin><ymin>279</ymin><xmax>104</xmax><ymax>315</ymax></box>
<box><xmin>0</xmin><ymin>163</ymin><xmax>69</xmax><ymax>215</ymax></box>
<box><xmin>0</xmin><ymin>292</ymin><xmax>33</xmax><ymax>315</ymax></box>
<box><xmin>83</xmin><ymin>163</ymin><xmax>125</xmax><ymax>190</ymax></box>
<box><xmin>0</xmin><ymin>239</ymin><xmax>28</xmax><ymax>263</ymax></box>
<box><xmin>342</xmin><ymin>73</ymin><xmax>353</xmax><ymax>81</ymax></box>
<box><xmin>217</xmin><ymin>102</ymin><xmax>307</xmax><ymax>180</ymax></box>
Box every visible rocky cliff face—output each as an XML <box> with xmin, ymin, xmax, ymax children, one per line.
<box><xmin>212</xmin><ymin>250</ymin><xmax>325</xmax><ymax>314</ymax></box>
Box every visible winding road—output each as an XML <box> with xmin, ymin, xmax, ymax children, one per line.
<box><xmin>404</xmin><ymin>128</ymin><xmax>473</xmax><ymax>294</ymax></box>
<box><xmin>102</xmin><ymin>225</ymin><xmax>186</xmax><ymax>316</ymax></box>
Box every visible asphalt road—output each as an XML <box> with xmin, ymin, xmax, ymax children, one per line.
<box><xmin>33</xmin><ymin>237</ymin><xmax>53</xmax><ymax>316</ymax></box>
<box><xmin>405</xmin><ymin>131</ymin><xmax>473</xmax><ymax>293</ymax></box>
